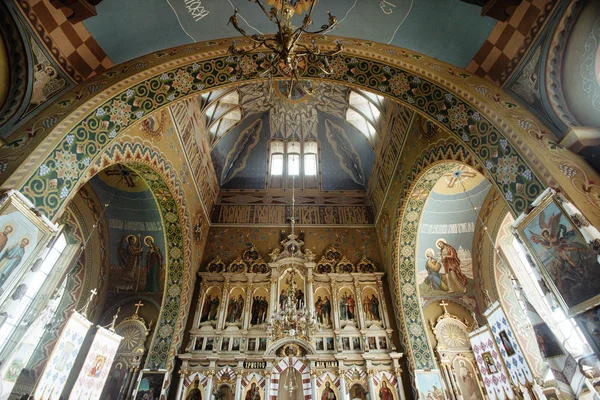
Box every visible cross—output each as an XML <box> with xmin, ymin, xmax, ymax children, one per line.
<box><xmin>134</xmin><ymin>301</ymin><xmax>144</xmax><ymax>315</ymax></box>
<box><xmin>90</xmin><ymin>288</ymin><xmax>98</xmax><ymax>297</ymax></box>
<box><xmin>81</xmin><ymin>288</ymin><xmax>98</xmax><ymax>317</ymax></box>
<box><xmin>439</xmin><ymin>300</ymin><xmax>449</xmax><ymax>315</ymax></box>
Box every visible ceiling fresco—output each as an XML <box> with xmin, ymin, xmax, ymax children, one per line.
<box><xmin>82</xmin><ymin>0</ymin><xmax>495</xmax><ymax>67</ymax></box>
<box><xmin>87</xmin><ymin>164</ymin><xmax>166</xmax><ymax>293</ymax></box>
<box><xmin>209</xmin><ymin>81</ymin><xmax>377</xmax><ymax>191</ymax></box>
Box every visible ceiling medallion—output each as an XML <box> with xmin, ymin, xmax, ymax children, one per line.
<box><xmin>228</xmin><ymin>0</ymin><xmax>342</xmax><ymax>98</ymax></box>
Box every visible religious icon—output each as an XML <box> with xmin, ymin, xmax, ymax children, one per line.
<box><xmin>316</xmin><ymin>338</ymin><xmax>324</xmax><ymax>351</ymax></box>
<box><xmin>514</xmin><ymin>193</ymin><xmax>600</xmax><ymax>316</ymax></box>
<box><xmin>339</xmin><ymin>289</ymin><xmax>356</xmax><ymax>321</ymax></box>
<box><xmin>326</xmin><ymin>337</ymin><xmax>335</xmax><ymax>351</ymax></box>
<box><xmin>379</xmin><ymin>337</ymin><xmax>387</xmax><ymax>350</ymax></box>
<box><xmin>0</xmin><ymin>237</ymin><xmax>30</xmax><ymax>287</ymax></box>
<box><xmin>251</xmin><ymin>295</ymin><xmax>269</xmax><ymax>325</ymax></box>
<box><xmin>436</xmin><ymin>238</ymin><xmax>468</xmax><ymax>293</ymax></box>
<box><xmin>143</xmin><ymin>236</ymin><xmax>164</xmax><ymax>292</ymax></box>
<box><xmin>221</xmin><ymin>338</ymin><xmax>230</xmax><ymax>351</ymax></box>
<box><xmin>232</xmin><ymin>338</ymin><xmax>240</xmax><ymax>351</ymax></box>
<box><xmin>258</xmin><ymin>338</ymin><xmax>267</xmax><ymax>351</ymax></box>
<box><xmin>423</xmin><ymin>248</ymin><xmax>448</xmax><ymax>293</ymax></box>
<box><xmin>245</xmin><ymin>382</ymin><xmax>261</xmax><ymax>400</ymax></box>
<box><xmin>498</xmin><ymin>330</ymin><xmax>515</xmax><ymax>356</ymax></box>
<box><xmin>200</xmin><ymin>290</ymin><xmax>220</xmax><ymax>323</ymax></box>
<box><xmin>87</xmin><ymin>355</ymin><xmax>106</xmax><ymax>377</ymax></box>
<box><xmin>194</xmin><ymin>338</ymin><xmax>204</xmax><ymax>351</ymax></box>
<box><xmin>193</xmin><ymin>210</ymin><xmax>204</xmax><ymax>245</ymax></box>
<box><xmin>368</xmin><ymin>337</ymin><xmax>377</xmax><ymax>350</ymax></box>
<box><xmin>135</xmin><ymin>371</ymin><xmax>165</xmax><ymax>400</ymax></box>
<box><xmin>379</xmin><ymin>381</ymin><xmax>394</xmax><ymax>400</ymax></box>
<box><xmin>214</xmin><ymin>384</ymin><xmax>234</xmax><ymax>400</ymax></box>
<box><xmin>454</xmin><ymin>359</ymin><xmax>483</xmax><ymax>400</ymax></box>
<box><xmin>315</xmin><ymin>294</ymin><xmax>332</xmax><ymax>325</ymax></box>
<box><xmin>186</xmin><ymin>378</ymin><xmax>203</xmax><ymax>400</ymax></box>
<box><xmin>321</xmin><ymin>382</ymin><xmax>337</xmax><ymax>400</ymax></box>
<box><xmin>205</xmin><ymin>338</ymin><xmax>214</xmax><ymax>351</ymax></box>
<box><xmin>342</xmin><ymin>337</ymin><xmax>351</xmax><ymax>350</ymax></box>
<box><xmin>481</xmin><ymin>352</ymin><xmax>497</xmax><ymax>374</ymax></box>
<box><xmin>352</xmin><ymin>337</ymin><xmax>361</xmax><ymax>350</ymax></box>
<box><xmin>226</xmin><ymin>291</ymin><xmax>245</xmax><ymax>324</ymax></box>
<box><xmin>533</xmin><ymin>323</ymin><xmax>563</xmax><ymax>359</ymax></box>
<box><xmin>362</xmin><ymin>292</ymin><xmax>381</xmax><ymax>321</ymax></box>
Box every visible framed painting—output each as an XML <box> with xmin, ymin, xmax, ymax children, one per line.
<box><xmin>415</xmin><ymin>370</ymin><xmax>447</xmax><ymax>400</ymax></box>
<box><xmin>513</xmin><ymin>190</ymin><xmax>600</xmax><ymax>316</ymax></box>
<box><xmin>576</xmin><ymin>305</ymin><xmax>600</xmax><ymax>356</ymax></box>
<box><xmin>0</xmin><ymin>190</ymin><xmax>58</xmax><ymax>304</ymax></box>
<box><xmin>134</xmin><ymin>370</ymin><xmax>166</xmax><ymax>400</ymax></box>
<box><xmin>532</xmin><ymin>323</ymin><xmax>564</xmax><ymax>359</ymax></box>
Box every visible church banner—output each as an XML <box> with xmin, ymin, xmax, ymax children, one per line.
<box><xmin>33</xmin><ymin>311</ymin><xmax>92</xmax><ymax>400</ymax></box>
<box><xmin>484</xmin><ymin>302</ymin><xmax>534</xmax><ymax>387</ymax></box>
<box><xmin>69</xmin><ymin>326</ymin><xmax>123</xmax><ymax>399</ymax></box>
<box><xmin>469</xmin><ymin>325</ymin><xmax>514</xmax><ymax>400</ymax></box>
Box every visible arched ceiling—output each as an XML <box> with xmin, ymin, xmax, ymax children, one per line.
<box><xmin>82</xmin><ymin>0</ymin><xmax>495</xmax><ymax>67</ymax></box>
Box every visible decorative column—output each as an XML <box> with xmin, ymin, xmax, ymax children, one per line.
<box><xmin>354</xmin><ymin>280</ymin><xmax>364</xmax><ymax>329</ymax></box>
<box><xmin>331</xmin><ymin>283</ymin><xmax>341</xmax><ymax>331</ymax></box>
<box><xmin>193</xmin><ymin>281</ymin><xmax>207</xmax><ymax>328</ymax></box>
<box><xmin>367</xmin><ymin>369</ymin><xmax>377</xmax><ymax>398</ymax></box>
<box><xmin>440</xmin><ymin>363</ymin><xmax>457</xmax><ymax>400</ymax></box>
<box><xmin>270</xmin><ymin>275</ymin><xmax>278</xmax><ymax>314</ymax></box>
<box><xmin>310</xmin><ymin>369</ymin><xmax>318</xmax><ymax>400</ymax></box>
<box><xmin>338</xmin><ymin>370</ymin><xmax>348</xmax><ymax>400</ymax></box>
<box><xmin>306</xmin><ymin>275</ymin><xmax>315</xmax><ymax>314</ymax></box>
<box><xmin>217</xmin><ymin>279</ymin><xmax>231</xmax><ymax>330</ymax></box>
<box><xmin>264</xmin><ymin>371</ymin><xmax>271</xmax><ymax>400</ymax></box>
<box><xmin>118</xmin><ymin>367</ymin><xmax>132</xmax><ymax>400</ymax></box>
<box><xmin>243</xmin><ymin>283</ymin><xmax>253</xmax><ymax>330</ymax></box>
<box><xmin>175</xmin><ymin>368</ymin><xmax>187</xmax><ymax>400</ymax></box>
<box><xmin>125</xmin><ymin>367</ymin><xmax>140</xmax><ymax>400</ymax></box>
<box><xmin>205</xmin><ymin>370</ymin><xmax>215</xmax><ymax>400</ymax></box>
<box><xmin>234</xmin><ymin>369</ymin><xmax>244</xmax><ymax>400</ymax></box>
<box><xmin>394</xmin><ymin>367</ymin><xmax>406</xmax><ymax>400</ymax></box>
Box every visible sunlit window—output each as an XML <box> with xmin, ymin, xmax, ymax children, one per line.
<box><xmin>268</xmin><ymin>140</ymin><xmax>319</xmax><ymax>188</ymax></box>
<box><xmin>346</xmin><ymin>89</ymin><xmax>384</xmax><ymax>144</ymax></box>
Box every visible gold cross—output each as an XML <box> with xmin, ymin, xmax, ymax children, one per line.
<box><xmin>439</xmin><ymin>300</ymin><xmax>449</xmax><ymax>315</ymax></box>
<box><xmin>134</xmin><ymin>301</ymin><xmax>144</xmax><ymax>315</ymax></box>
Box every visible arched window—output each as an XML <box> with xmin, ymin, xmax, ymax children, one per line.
<box><xmin>345</xmin><ymin>89</ymin><xmax>385</xmax><ymax>146</ymax></box>
<box><xmin>200</xmin><ymin>88</ymin><xmax>243</xmax><ymax>147</ymax></box>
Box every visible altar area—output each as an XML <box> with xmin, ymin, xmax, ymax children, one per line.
<box><xmin>177</xmin><ymin>232</ymin><xmax>406</xmax><ymax>400</ymax></box>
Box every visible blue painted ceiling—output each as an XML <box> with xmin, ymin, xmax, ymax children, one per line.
<box><xmin>83</xmin><ymin>0</ymin><xmax>495</xmax><ymax>68</ymax></box>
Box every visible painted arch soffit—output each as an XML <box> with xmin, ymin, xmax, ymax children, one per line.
<box><xmin>85</xmin><ymin>140</ymin><xmax>193</xmax><ymax>383</ymax></box>
<box><xmin>1</xmin><ymin>37</ymin><xmax>599</xmax><ymax>223</ymax></box>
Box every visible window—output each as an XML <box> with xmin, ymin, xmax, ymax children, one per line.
<box><xmin>268</xmin><ymin>140</ymin><xmax>319</xmax><ymax>189</ymax></box>
<box><xmin>200</xmin><ymin>88</ymin><xmax>243</xmax><ymax>147</ymax></box>
<box><xmin>345</xmin><ymin>89</ymin><xmax>385</xmax><ymax>145</ymax></box>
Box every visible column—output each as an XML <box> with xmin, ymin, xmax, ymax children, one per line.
<box><xmin>354</xmin><ymin>280</ymin><xmax>364</xmax><ymax>329</ymax></box>
<box><xmin>217</xmin><ymin>279</ymin><xmax>230</xmax><ymax>330</ymax></box>
<box><xmin>394</xmin><ymin>367</ymin><xmax>406</xmax><ymax>400</ymax></box>
<box><xmin>118</xmin><ymin>367</ymin><xmax>132</xmax><ymax>400</ymax></box>
<box><xmin>367</xmin><ymin>370</ymin><xmax>377</xmax><ymax>399</ymax></box>
<box><xmin>125</xmin><ymin>367</ymin><xmax>139</xmax><ymax>400</ymax></box>
<box><xmin>193</xmin><ymin>281</ymin><xmax>207</xmax><ymax>328</ymax></box>
<box><xmin>331</xmin><ymin>283</ymin><xmax>341</xmax><ymax>330</ymax></box>
<box><xmin>243</xmin><ymin>283</ymin><xmax>253</xmax><ymax>330</ymax></box>
<box><xmin>234</xmin><ymin>369</ymin><xmax>244</xmax><ymax>400</ymax></box>
<box><xmin>264</xmin><ymin>372</ymin><xmax>271</xmax><ymax>400</ymax></box>
<box><xmin>338</xmin><ymin>370</ymin><xmax>348</xmax><ymax>400</ymax></box>
<box><xmin>205</xmin><ymin>370</ymin><xmax>215</xmax><ymax>400</ymax></box>
<box><xmin>306</xmin><ymin>275</ymin><xmax>315</xmax><ymax>314</ymax></box>
<box><xmin>310</xmin><ymin>370</ymin><xmax>318</xmax><ymax>400</ymax></box>
<box><xmin>376</xmin><ymin>277</ymin><xmax>391</xmax><ymax>330</ymax></box>
<box><xmin>270</xmin><ymin>276</ymin><xmax>278</xmax><ymax>314</ymax></box>
<box><xmin>440</xmin><ymin>364</ymin><xmax>456</xmax><ymax>400</ymax></box>
<box><xmin>175</xmin><ymin>368</ymin><xmax>187</xmax><ymax>400</ymax></box>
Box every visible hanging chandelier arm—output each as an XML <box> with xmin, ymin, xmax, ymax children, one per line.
<box><xmin>253</xmin><ymin>0</ymin><xmax>280</xmax><ymax>24</ymax></box>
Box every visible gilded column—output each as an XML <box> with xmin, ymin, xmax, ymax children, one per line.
<box><xmin>394</xmin><ymin>367</ymin><xmax>406</xmax><ymax>400</ymax></box>
<box><xmin>205</xmin><ymin>370</ymin><xmax>215</xmax><ymax>399</ymax></box>
<box><xmin>338</xmin><ymin>370</ymin><xmax>348</xmax><ymax>400</ymax></box>
<box><xmin>310</xmin><ymin>369</ymin><xmax>319</xmax><ymax>400</ymax></box>
<box><xmin>217</xmin><ymin>279</ymin><xmax>230</xmax><ymax>330</ymax></box>
<box><xmin>174</xmin><ymin>368</ymin><xmax>187</xmax><ymax>400</ymax></box>
<box><xmin>234</xmin><ymin>369</ymin><xmax>244</xmax><ymax>400</ymax></box>
<box><xmin>367</xmin><ymin>369</ymin><xmax>377</xmax><ymax>398</ymax></box>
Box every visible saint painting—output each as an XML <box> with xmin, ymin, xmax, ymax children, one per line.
<box><xmin>362</xmin><ymin>291</ymin><xmax>381</xmax><ymax>321</ymax></box>
<box><xmin>339</xmin><ymin>290</ymin><xmax>356</xmax><ymax>321</ymax></box>
<box><xmin>436</xmin><ymin>239</ymin><xmax>467</xmax><ymax>293</ymax></box>
<box><xmin>423</xmin><ymin>249</ymin><xmax>448</xmax><ymax>293</ymax></box>
<box><xmin>200</xmin><ymin>290</ymin><xmax>220</xmax><ymax>323</ymax></box>
<box><xmin>186</xmin><ymin>379</ymin><xmax>203</xmax><ymax>400</ymax></box>
<box><xmin>226</xmin><ymin>292</ymin><xmax>245</xmax><ymax>324</ymax></box>
<box><xmin>0</xmin><ymin>238</ymin><xmax>29</xmax><ymax>287</ymax></box>
<box><xmin>454</xmin><ymin>359</ymin><xmax>483</xmax><ymax>400</ymax></box>
<box><xmin>245</xmin><ymin>383</ymin><xmax>261</xmax><ymax>400</ymax></box>
<box><xmin>250</xmin><ymin>295</ymin><xmax>268</xmax><ymax>325</ymax></box>
<box><xmin>498</xmin><ymin>330</ymin><xmax>515</xmax><ymax>356</ymax></box>
<box><xmin>379</xmin><ymin>381</ymin><xmax>394</xmax><ymax>400</ymax></box>
<box><xmin>144</xmin><ymin>236</ymin><xmax>163</xmax><ymax>292</ymax></box>
<box><xmin>315</xmin><ymin>295</ymin><xmax>332</xmax><ymax>325</ymax></box>
<box><xmin>321</xmin><ymin>382</ymin><xmax>337</xmax><ymax>400</ymax></box>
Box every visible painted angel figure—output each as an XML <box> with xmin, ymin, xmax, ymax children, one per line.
<box><xmin>528</xmin><ymin>210</ymin><xmax>586</xmax><ymax>273</ymax></box>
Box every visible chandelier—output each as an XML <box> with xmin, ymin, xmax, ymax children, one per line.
<box><xmin>228</xmin><ymin>0</ymin><xmax>343</xmax><ymax>98</ymax></box>
<box><xmin>266</xmin><ymin>177</ymin><xmax>319</xmax><ymax>342</ymax></box>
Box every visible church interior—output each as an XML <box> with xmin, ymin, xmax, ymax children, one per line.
<box><xmin>0</xmin><ymin>0</ymin><xmax>600</xmax><ymax>399</ymax></box>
